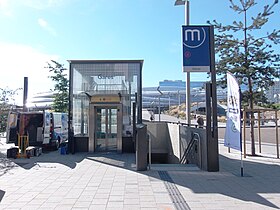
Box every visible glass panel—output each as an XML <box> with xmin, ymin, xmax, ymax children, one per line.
<box><xmin>95</xmin><ymin>107</ymin><xmax>118</xmax><ymax>152</ymax></box>
<box><xmin>96</xmin><ymin>108</ymin><xmax>106</xmax><ymax>151</ymax></box>
<box><xmin>71</xmin><ymin>61</ymin><xmax>141</xmax><ymax>137</ymax></box>
<box><xmin>107</xmin><ymin>108</ymin><xmax>117</xmax><ymax>151</ymax></box>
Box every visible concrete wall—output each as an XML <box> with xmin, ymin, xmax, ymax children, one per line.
<box><xmin>145</xmin><ymin>122</ymin><xmax>180</xmax><ymax>163</ymax></box>
<box><xmin>145</xmin><ymin>122</ymin><xmax>169</xmax><ymax>154</ymax></box>
<box><xmin>167</xmin><ymin>123</ymin><xmax>180</xmax><ymax>163</ymax></box>
<box><xmin>145</xmin><ymin>121</ymin><xmax>209</xmax><ymax>169</ymax></box>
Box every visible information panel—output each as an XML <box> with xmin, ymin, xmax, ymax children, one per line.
<box><xmin>182</xmin><ymin>25</ymin><xmax>212</xmax><ymax>72</ymax></box>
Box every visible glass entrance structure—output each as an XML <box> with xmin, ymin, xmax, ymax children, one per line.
<box><xmin>69</xmin><ymin>60</ymin><xmax>143</xmax><ymax>153</ymax></box>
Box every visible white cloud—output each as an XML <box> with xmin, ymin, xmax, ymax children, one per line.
<box><xmin>0</xmin><ymin>0</ymin><xmax>13</xmax><ymax>17</ymax></box>
<box><xmin>21</xmin><ymin>0</ymin><xmax>65</xmax><ymax>10</ymax></box>
<box><xmin>0</xmin><ymin>0</ymin><xmax>8</xmax><ymax>8</ymax></box>
<box><xmin>0</xmin><ymin>42</ymin><xmax>60</xmax><ymax>105</ymax></box>
<box><xmin>168</xmin><ymin>41</ymin><xmax>181</xmax><ymax>54</ymax></box>
<box><xmin>38</xmin><ymin>18</ymin><xmax>57</xmax><ymax>36</ymax></box>
<box><xmin>38</xmin><ymin>18</ymin><xmax>48</xmax><ymax>27</ymax></box>
<box><xmin>0</xmin><ymin>0</ymin><xmax>68</xmax><ymax>17</ymax></box>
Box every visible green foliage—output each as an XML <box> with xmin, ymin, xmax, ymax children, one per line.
<box><xmin>0</xmin><ymin>87</ymin><xmax>21</xmax><ymax>133</ymax></box>
<box><xmin>270</xmin><ymin>103</ymin><xmax>280</xmax><ymax>109</ymax></box>
<box><xmin>208</xmin><ymin>0</ymin><xmax>280</xmax><ymax>156</ymax></box>
<box><xmin>208</xmin><ymin>0</ymin><xmax>280</xmax><ymax>106</ymax></box>
<box><xmin>241</xmin><ymin>90</ymin><xmax>269</xmax><ymax>107</ymax></box>
<box><xmin>46</xmin><ymin>60</ymin><xmax>69</xmax><ymax>113</ymax></box>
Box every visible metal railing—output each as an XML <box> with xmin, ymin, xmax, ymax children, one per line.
<box><xmin>180</xmin><ymin>132</ymin><xmax>201</xmax><ymax>167</ymax></box>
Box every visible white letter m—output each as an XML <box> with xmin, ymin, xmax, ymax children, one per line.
<box><xmin>185</xmin><ymin>29</ymin><xmax>200</xmax><ymax>41</ymax></box>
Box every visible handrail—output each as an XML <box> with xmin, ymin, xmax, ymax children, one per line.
<box><xmin>193</xmin><ymin>132</ymin><xmax>202</xmax><ymax>168</ymax></box>
<box><xmin>180</xmin><ymin>132</ymin><xmax>201</xmax><ymax>166</ymax></box>
<box><xmin>148</xmin><ymin>134</ymin><xmax>151</xmax><ymax>170</ymax></box>
<box><xmin>180</xmin><ymin>134</ymin><xmax>194</xmax><ymax>164</ymax></box>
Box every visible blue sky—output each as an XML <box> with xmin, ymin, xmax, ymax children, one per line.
<box><xmin>0</xmin><ymin>0</ymin><xmax>279</xmax><ymax>104</ymax></box>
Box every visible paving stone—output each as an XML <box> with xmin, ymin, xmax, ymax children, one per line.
<box><xmin>1</xmin><ymin>137</ymin><xmax>280</xmax><ymax>210</ymax></box>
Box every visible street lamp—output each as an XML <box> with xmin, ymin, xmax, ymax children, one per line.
<box><xmin>168</xmin><ymin>92</ymin><xmax>171</xmax><ymax>110</ymax></box>
<box><xmin>178</xmin><ymin>90</ymin><xmax>181</xmax><ymax>106</ymax></box>
<box><xmin>157</xmin><ymin>86</ymin><xmax>163</xmax><ymax>121</ymax></box>
<box><xmin>174</xmin><ymin>0</ymin><xmax>189</xmax><ymax>25</ymax></box>
<box><xmin>174</xmin><ymin>0</ymin><xmax>191</xmax><ymax>125</ymax></box>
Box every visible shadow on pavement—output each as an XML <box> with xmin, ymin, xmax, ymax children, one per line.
<box><xmin>86</xmin><ymin>152</ymin><xmax>280</xmax><ymax>209</ymax></box>
<box><xmin>1</xmin><ymin>144</ymin><xmax>280</xmax><ymax>209</ymax></box>
<box><xmin>0</xmin><ymin>149</ymin><xmax>87</xmax><ymax>175</ymax></box>
<box><xmin>0</xmin><ymin>190</ymin><xmax>5</xmax><ymax>202</ymax></box>
<box><xmin>169</xmin><ymin>154</ymin><xmax>280</xmax><ymax>209</ymax></box>
<box><xmin>0</xmin><ymin>153</ymin><xmax>18</xmax><ymax>177</ymax></box>
<box><xmin>86</xmin><ymin>152</ymin><xmax>136</xmax><ymax>171</ymax></box>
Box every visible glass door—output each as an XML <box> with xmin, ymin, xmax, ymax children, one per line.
<box><xmin>95</xmin><ymin>107</ymin><xmax>118</xmax><ymax>152</ymax></box>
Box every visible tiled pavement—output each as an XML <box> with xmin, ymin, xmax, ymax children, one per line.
<box><xmin>1</xmin><ymin>137</ymin><xmax>280</xmax><ymax>210</ymax></box>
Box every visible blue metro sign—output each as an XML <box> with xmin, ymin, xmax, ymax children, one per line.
<box><xmin>182</xmin><ymin>25</ymin><xmax>213</xmax><ymax>72</ymax></box>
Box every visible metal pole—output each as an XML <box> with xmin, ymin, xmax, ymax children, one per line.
<box><xmin>243</xmin><ymin>109</ymin><xmax>247</xmax><ymax>158</ymax></box>
<box><xmin>23</xmin><ymin>77</ymin><xmax>28</xmax><ymax>112</ymax></box>
<box><xmin>185</xmin><ymin>0</ymin><xmax>191</xmax><ymax>125</ymax></box>
<box><xmin>258</xmin><ymin>111</ymin><xmax>261</xmax><ymax>153</ymax></box>
<box><xmin>178</xmin><ymin>90</ymin><xmax>181</xmax><ymax>106</ymax></box>
<box><xmin>168</xmin><ymin>94</ymin><xmax>171</xmax><ymax>110</ymax></box>
<box><xmin>148</xmin><ymin>134</ymin><xmax>151</xmax><ymax>170</ymax></box>
<box><xmin>158</xmin><ymin>96</ymin><xmax>161</xmax><ymax>122</ymax></box>
<box><xmin>275</xmin><ymin>110</ymin><xmax>279</xmax><ymax>158</ymax></box>
<box><xmin>240</xmin><ymin>88</ymin><xmax>243</xmax><ymax>177</ymax></box>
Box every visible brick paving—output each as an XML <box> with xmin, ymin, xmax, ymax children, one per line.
<box><xmin>1</xmin><ymin>137</ymin><xmax>280</xmax><ymax>210</ymax></box>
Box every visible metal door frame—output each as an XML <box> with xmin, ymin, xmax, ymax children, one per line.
<box><xmin>89</xmin><ymin>103</ymin><xmax>122</xmax><ymax>153</ymax></box>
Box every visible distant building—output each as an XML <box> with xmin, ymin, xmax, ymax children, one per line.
<box><xmin>28</xmin><ymin>79</ymin><xmax>228</xmax><ymax>112</ymax></box>
<box><xmin>142</xmin><ymin>79</ymin><xmax>229</xmax><ymax>110</ymax></box>
<box><xmin>142</xmin><ymin>80</ymin><xmax>206</xmax><ymax>109</ymax></box>
<box><xmin>159</xmin><ymin>80</ymin><xmax>204</xmax><ymax>89</ymax></box>
<box><xmin>27</xmin><ymin>91</ymin><xmax>55</xmax><ymax>110</ymax></box>
<box><xmin>266</xmin><ymin>81</ymin><xmax>280</xmax><ymax>103</ymax></box>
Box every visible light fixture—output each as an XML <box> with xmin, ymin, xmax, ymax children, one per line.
<box><xmin>157</xmin><ymin>86</ymin><xmax>163</xmax><ymax>95</ymax></box>
<box><xmin>174</xmin><ymin>0</ymin><xmax>186</xmax><ymax>6</ymax></box>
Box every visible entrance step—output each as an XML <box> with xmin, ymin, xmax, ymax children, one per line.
<box><xmin>150</xmin><ymin>164</ymin><xmax>200</xmax><ymax>171</ymax></box>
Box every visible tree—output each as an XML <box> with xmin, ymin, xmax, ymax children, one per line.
<box><xmin>0</xmin><ymin>87</ymin><xmax>21</xmax><ymax>133</ymax></box>
<box><xmin>241</xmin><ymin>90</ymin><xmax>269</xmax><ymax>106</ymax></box>
<box><xmin>208</xmin><ymin>0</ymin><xmax>280</xmax><ymax>155</ymax></box>
<box><xmin>46</xmin><ymin>60</ymin><xmax>69</xmax><ymax>113</ymax></box>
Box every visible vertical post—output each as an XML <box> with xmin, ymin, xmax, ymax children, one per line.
<box><xmin>138</xmin><ymin>62</ymin><xmax>143</xmax><ymax>124</ymax></box>
<box><xmin>206</xmin><ymin>82</ymin><xmax>212</xmax><ymax>167</ymax></box>
<box><xmin>178</xmin><ymin>90</ymin><xmax>181</xmax><ymax>106</ymax></box>
<box><xmin>240</xmin><ymin>88</ymin><xmax>243</xmax><ymax>177</ymax></box>
<box><xmin>133</xmin><ymin>102</ymin><xmax>136</xmax><ymax>145</ymax></box>
<box><xmin>210</xmin><ymin>24</ymin><xmax>218</xmax><ymax>151</ymax></box>
<box><xmin>158</xmin><ymin>96</ymin><xmax>161</xmax><ymax>122</ymax></box>
<box><xmin>23</xmin><ymin>77</ymin><xmax>28</xmax><ymax>112</ymax></box>
<box><xmin>185</xmin><ymin>0</ymin><xmax>191</xmax><ymax>125</ymax></box>
<box><xmin>243</xmin><ymin>109</ymin><xmax>247</xmax><ymax>158</ymax></box>
<box><xmin>205</xmin><ymin>82</ymin><xmax>218</xmax><ymax>171</ymax></box>
<box><xmin>135</xmin><ymin>93</ymin><xmax>140</xmax><ymax>124</ymax></box>
<box><xmin>68</xmin><ymin>62</ymin><xmax>73</xmax><ymax>151</ymax></box>
<box><xmin>258</xmin><ymin>111</ymin><xmax>261</xmax><ymax>153</ymax></box>
<box><xmin>275</xmin><ymin>110</ymin><xmax>279</xmax><ymax>158</ymax></box>
<box><xmin>148</xmin><ymin>134</ymin><xmax>151</xmax><ymax>170</ymax></box>
<box><xmin>81</xmin><ymin>95</ymin><xmax>84</xmax><ymax>135</ymax></box>
<box><xmin>209</xmin><ymin>25</ymin><xmax>219</xmax><ymax>172</ymax></box>
<box><xmin>168</xmin><ymin>93</ymin><xmax>171</xmax><ymax>110</ymax></box>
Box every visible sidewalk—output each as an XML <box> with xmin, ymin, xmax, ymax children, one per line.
<box><xmin>0</xmin><ymin>137</ymin><xmax>280</xmax><ymax>210</ymax></box>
